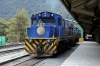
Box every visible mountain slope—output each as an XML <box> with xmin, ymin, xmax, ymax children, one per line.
<box><xmin>0</xmin><ymin>0</ymin><xmax>73</xmax><ymax>20</ymax></box>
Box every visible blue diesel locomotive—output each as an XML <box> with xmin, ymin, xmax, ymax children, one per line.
<box><xmin>25</xmin><ymin>12</ymin><xmax>80</xmax><ymax>57</ymax></box>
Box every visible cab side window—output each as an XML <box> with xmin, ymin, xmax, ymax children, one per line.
<box><xmin>58</xmin><ymin>18</ymin><xmax>61</xmax><ymax>26</ymax></box>
<box><xmin>32</xmin><ymin>18</ymin><xmax>36</xmax><ymax>24</ymax></box>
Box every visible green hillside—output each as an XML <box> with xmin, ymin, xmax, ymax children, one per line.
<box><xmin>0</xmin><ymin>0</ymin><xmax>73</xmax><ymax>20</ymax></box>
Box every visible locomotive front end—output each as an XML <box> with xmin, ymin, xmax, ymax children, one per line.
<box><xmin>25</xmin><ymin>37</ymin><xmax>59</xmax><ymax>57</ymax></box>
<box><xmin>25</xmin><ymin>12</ymin><xmax>59</xmax><ymax>57</ymax></box>
<box><xmin>25</xmin><ymin>25</ymin><xmax>59</xmax><ymax>57</ymax></box>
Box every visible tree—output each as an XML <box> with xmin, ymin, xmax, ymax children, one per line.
<box><xmin>6</xmin><ymin>17</ymin><xmax>18</xmax><ymax>43</ymax></box>
<box><xmin>0</xmin><ymin>18</ymin><xmax>7</xmax><ymax>36</ymax></box>
<box><xmin>6</xmin><ymin>9</ymin><xmax>30</xmax><ymax>43</ymax></box>
<box><xmin>15</xmin><ymin>9</ymin><xmax>30</xmax><ymax>42</ymax></box>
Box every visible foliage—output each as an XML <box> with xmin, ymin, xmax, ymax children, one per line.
<box><xmin>15</xmin><ymin>9</ymin><xmax>30</xmax><ymax>42</ymax></box>
<box><xmin>0</xmin><ymin>18</ymin><xmax>7</xmax><ymax>36</ymax></box>
<box><xmin>6</xmin><ymin>18</ymin><xmax>17</xmax><ymax>43</ymax></box>
<box><xmin>6</xmin><ymin>9</ymin><xmax>30</xmax><ymax>43</ymax></box>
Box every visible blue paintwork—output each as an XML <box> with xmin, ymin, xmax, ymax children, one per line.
<box><xmin>27</xmin><ymin>12</ymin><xmax>79</xmax><ymax>38</ymax></box>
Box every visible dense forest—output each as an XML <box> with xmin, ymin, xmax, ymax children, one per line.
<box><xmin>0</xmin><ymin>0</ymin><xmax>73</xmax><ymax>20</ymax></box>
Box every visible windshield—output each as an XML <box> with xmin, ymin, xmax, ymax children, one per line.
<box><xmin>39</xmin><ymin>18</ymin><xmax>55</xmax><ymax>24</ymax></box>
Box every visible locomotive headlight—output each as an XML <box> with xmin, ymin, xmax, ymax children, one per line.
<box><xmin>39</xmin><ymin>14</ymin><xmax>41</xmax><ymax>16</ymax></box>
<box><xmin>51</xmin><ymin>14</ymin><xmax>53</xmax><ymax>16</ymax></box>
<box><xmin>47</xmin><ymin>40</ymin><xmax>50</xmax><ymax>43</ymax></box>
<box><xmin>37</xmin><ymin>27</ymin><xmax>45</xmax><ymax>35</ymax></box>
<box><xmin>29</xmin><ymin>39</ymin><xmax>32</xmax><ymax>43</ymax></box>
<box><xmin>46</xmin><ymin>40</ymin><xmax>53</xmax><ymax>45</ymax></box>
<box><xmin>28</xmin><ymin>39</ymin><xmax>33</xmax><ymax>44</ymax></box>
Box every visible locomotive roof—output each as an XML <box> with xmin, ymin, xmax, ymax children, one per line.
<box><xmin>31</xmin><ymin>12</ymin><xmax>63</xmax><ymax>18</ymax></box>
<box><xmin>31</xmin><ymin>12</ymin><xmax>75</xmax><ymax>28</ymax></box>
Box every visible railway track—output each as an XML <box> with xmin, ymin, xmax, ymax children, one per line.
<box><xmin>14</xmin><ymin>57</ymin><xmax>46</xmax><ymax>66</ymax></box>
<box><xmin>0</xmin><ymin>51</ymin><xmax>46</xmax><ymax>66</ymax></box>
<box><xmin>0</xmin><ymin>43</ymin><xmax>80</xmax><ymax>66</ymax></box>
<box><xmin>0</xmin><ymin>44</ymin><xmax>28</xmax><ymax>66</ymax></box>
<box><xmin>0</xmin><ymin>48</ymin><xmax>24</xmax><ymax>56</ymax></box>
<box><xmin>0</xmin><ymin>44</ymin><xmax>24</xmax><ymax>49</ymax></box>
<box><xmin>0</xmin><ymin>50</ymin><xmax>28</xmax><ymax>65</ymax></box>
<box><xmin>14</xmin><ymin>44</ymin><xmax>80</xmax><ymax>66</ymax></box>
<box><xmin>0</xmin><ymin>44</ymin><xmax>24</xmax><ymax>52</ymax></box>
<box><xmin>0</xmin><ymin>44</ymin><xmax>46</xmax><ymax>66</ymax></box>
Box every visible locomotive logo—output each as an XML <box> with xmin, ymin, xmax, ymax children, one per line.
<box><xmin>37</xmin><ymin>26</ymin><xmax>45</xmax><ymax>35</ymax></box>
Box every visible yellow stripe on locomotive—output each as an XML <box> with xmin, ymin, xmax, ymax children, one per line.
<box><xmin>25</xmin><ymin>38</ymin><xmax>59</xmax><ymax>56</ymax></box>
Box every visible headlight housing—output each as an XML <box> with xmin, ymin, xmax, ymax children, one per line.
<box><xmin>28</xmin><ymin>39</ymin><xmax>33</xmax><ymax>44</ymax></box>
<box><xmin>46</xmin><ymin>40</ymin><xmax>53</xmax><ymax>45</ymax></box>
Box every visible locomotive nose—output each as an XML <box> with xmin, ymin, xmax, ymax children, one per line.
<box><xmin>37</xmin><ymin>27</ymin><xmax>45</xmax><ymax>35</ymax></box>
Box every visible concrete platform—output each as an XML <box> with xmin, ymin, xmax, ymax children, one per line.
<box><xmin>61</xmin><ymin>41</ymin><xmax>100</xmax><ymax>66</ymax></box>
